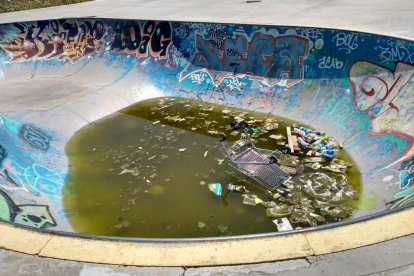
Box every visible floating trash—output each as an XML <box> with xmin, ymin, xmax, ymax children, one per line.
<box><xmin>264</xmin><ymin>122</ymin><xmax>279</xmax><ymax>131</ymax></box>
<box><xmin>266</xmin><ymin>204</ymin><xmax>293</xmax><ymax>218</ymax></box>
<box><xmin>269</xmin><ymin>134</ymin><xmax>285</xmax><ymax>140</ymax></box>
<box><xmin>65</xmin><ymin>96</ymin><xmax>361</xmax><ymax>238</ymax></box>
<box><xmin>227</xmin><ymin>183</ymin><xmax>248</xmax><ymax>193</ymax></box>
<box><xmin>217</xmin><ymin>224</ymin><xmax>229</xmax><ymax>233</ymax></box>
<box><xmin>208</xmin><ymin>183</ymin><xmax>222</xmax><ymax>196</ymax></box>
<box><xmin>272</xmin><ymin>217</ymin><xmax>293</xmax><ymax>232</ymax></box>
<box><xmin>242</xmin><ymin>194</ymin><xmax>264</xmax><ymax>206</ymax></box>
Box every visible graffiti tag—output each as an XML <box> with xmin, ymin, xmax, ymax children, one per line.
<box><xmin>180</xmin><ymin>32</ymin><xmax>309</xmax><ymax>88</ymax></box>
<box><xmin>19</xmin><ymin>124</ymin><xmax>51</xmax><ymax>151</ymax></box>
<box><xmin>334</xmin><ymin>32</ymin><xmax>359</xmax><ymax>54</ymax></box>
<box><xmin>0</xmin><ymin>19</ymin><xmax>105</xmax><ymax>62</ymax></box>
<box><xmin>111</xmin><ymin>21</ymin><xmax>172</xmax><ymax>59</ymax></box>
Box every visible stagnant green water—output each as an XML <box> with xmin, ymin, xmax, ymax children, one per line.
<box><xmin>63</xmin><ymin>97</ymin><xmax>362</xmax><ymax>238</ymax></box>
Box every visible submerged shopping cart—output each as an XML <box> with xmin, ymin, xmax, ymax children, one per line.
<box><xmin>219</xmin><ymin>122</ymin><xmax>291</xmax><ymax>191</ymax></box>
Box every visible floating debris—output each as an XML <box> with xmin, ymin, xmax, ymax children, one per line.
<box><xmin>119</xmin><ymin>168</ymin><xmax>139</xmax><ymax>176</ymax></box>
<box><xmin>266</xmin><ymin>204</ymin><xmax>293</xmax><ymax>218</ymax></box>
<box><xmin>227</xmin><ymin>183</ymin><xmax>248</xmax><ymax>193</ymax></box>
<box><xmin>305</xmin><ymin>162</ymin><xmax>323</xmax><ymax>170</ymax></box>
<box><xmin>272</xmin><ymin>217</ymin><xmax>293</xmax><ymax>231</ymax></box>
<box><xmin>269</xmin><ymin>134</ymin><xmax>285</xmax><ymax>140</ymax></box>
<box><xmin>242</xmin><ymin>194</ymin><xmax>263</xmax><ymax>206</ymax></box>
<box><xmin>208</xmin><ymin>183</ymin><xmax>222</xmax><ymax>196</ymax></box>
<box><xmin>68</xmin><ymin>96</ymin><xmax>361</xmax><ymax>238</ymax></box>
<box><xmin>217</xmin><ymin>224</ymin><xmax>229</xmax><ymax>233</ymax></box>
<box><xmin>264</xmin><ymin>122</ymin><xmax>279</xmax><ymax>131</ymax></box>
<box><xmin>277</xmin><ymin>154</ymin><xmax>300</xmax><ymax>166</ymax></box>
<box><xmin>198</xmin><ymin>221</ymin><xmax>207</xmax><ymax>229</ymax></box>
<box><xmin>322</xmin><ymin>164</ymin><xmax>347</xmax><ymax>173</ymax></box>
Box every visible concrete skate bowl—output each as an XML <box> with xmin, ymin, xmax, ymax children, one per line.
<box><xmin>0</xmin><ymin>18</ymin><xmax>413</xmax><ymax>266</ymax></box>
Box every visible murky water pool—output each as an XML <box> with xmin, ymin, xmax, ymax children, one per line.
<box><xmin>63</xmin><ymin>97</ymin><xmax>362</xmax><ymax>238</ymax></box>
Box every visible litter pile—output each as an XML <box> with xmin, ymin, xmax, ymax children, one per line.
<box><xmin>288</xmin><ymin>124</ymin><xmax>342</xmax><ymax>160</ymax></box>
<box><xmin>122</xmin><ymin>97</ymin><xmax>360</xmax><ymax>234</ymax></box>
<box><xmin>208</xmin><ymin>112</ymin><xmax>359</xmax><ymax>231</ymax></box>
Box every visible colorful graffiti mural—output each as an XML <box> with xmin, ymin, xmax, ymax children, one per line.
<box><xmin>349</xmin><ymin>61</ymin><xmax>414</xmax><ymax>165</ymax></box>
<box><xmin>0</xmin><ymin>19</ymin><xmax>105</xmax><ymax>62</ymax></box>
<box><xmin>0</xmin><ymin>187</ymin><xmax>56</xmax><ymax>229</ymax></box>
<box><xmin>111</xmin><ymin>21</ymin><xmax>172</xmax><ymax>59</ymax></box>
<box><xmin>0</xmin><ymin>117</ymin><xmax>65</xmax><ymax>199</ymax></box>
<box><xmin>0</xmin><ymin>18</ymin><xmax>413</xmax><ymax>232</ymax></box>
<box><xmin>390</xmin><ymin>157</ymin><xmax>414</xmax><ymax>209</ymax></box>
<box><xmin>179</xmin><ymin>32</ymin><xmax>309</xmax><ymax>87</ymax></box>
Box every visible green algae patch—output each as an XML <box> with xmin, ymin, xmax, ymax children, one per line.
<box><xmin>63</xmin><ymin>97</ymin><xmax>362</xmax><ymax>238</ymax></box>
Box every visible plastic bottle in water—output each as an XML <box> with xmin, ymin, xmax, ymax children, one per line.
<box><xmin>299</xmin><ymin>127</ymin><xmax>312</xmax><ymax>134</ymax></box>
<box><xmin>321</xmin><ymin>145</ymin><xmax>338</xmax><ymax>159</ymax></box>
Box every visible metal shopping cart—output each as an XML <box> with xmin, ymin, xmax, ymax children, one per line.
<box><xmin>219</xmin><ymin>122</ymin><xmax>291</xmax><ymax>191</ymax></box>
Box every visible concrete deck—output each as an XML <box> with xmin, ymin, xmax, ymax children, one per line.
<box><xmin>1</xmin><ymin>233</ymin><xmax>414</xmax><ymax>275</ymax></box>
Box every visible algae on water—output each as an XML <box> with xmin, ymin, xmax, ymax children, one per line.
<box><xmin>63</xmin><ymin>97</ymin><xmax>362</xmax><ymax>238</ymax></box>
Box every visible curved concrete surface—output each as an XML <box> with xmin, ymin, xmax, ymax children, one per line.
<box><xmin>0</xmin><ymin>0</ymin><xmax>413</xmax><ymax>266</ymax></box>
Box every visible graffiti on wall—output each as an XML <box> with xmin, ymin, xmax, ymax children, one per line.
<box><xmin>349</xmin><ymin>61</ymin><xmax>414</xmax><ymax>162</ymax></box>
<box><xmin>0</xmin><ymin>117</ymin><xmax>65</xmax><ymax>202</ymax></box>
<box><xmin>111</xmin><ymin>21</ymin><xmax>172</xmax><ymax>59</ymax></box>
<box><xmin>376</xmin><ymin>41</ymin><xmax>414</xmax><ymax>64</ymax></box>
<box><xmin>179</xmin><ymin>32</ymin><xmax>309</xmax><ymax>88</ymax></box>
<box><xmin>19</xmin><ymin>124</ymin><xmax>52</xmax><ymax>151</ymax></box>
<box><xmin>0</xmin><ymin>19</ymin><xmax>105</xmax><ymax>62</ymax></box>
<box><xmin>1</xmin><ymin>159</ymin><xmax>65</xmax><ymax>198</ymax></box>
<box><xmin>0</xmin><ymin>187</ymin><xmax>56</xmax><ymax>229</ymax></box>
<box><xmin>334</xmin><ymin>32</ymin><xmax>360</xmax><ymax>54</ymax></box>
<box><xmin>0</xmin><ymin>18</ymin><xmax>414</xmax><ymax>219</ymax></box>
<box><xmin>389</xmin><ymin>157</ymin><xmax>414</xmax><ymax>209</ymax></box>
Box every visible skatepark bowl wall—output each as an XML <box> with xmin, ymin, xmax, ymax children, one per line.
<box><xmin>0</xmin><ymin>18</ymin><xmax>413</xmax><ymax>265</ymax></box>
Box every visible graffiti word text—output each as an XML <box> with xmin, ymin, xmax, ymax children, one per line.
<box><xmin>318</xmin><ymin>56</ymin><xmax>344</xmax><ymax>70</ymax></box>
<box><xmin>19</xmin><ymin>124</ymin><xmax>51</xmax><ymax>151</ymax></box>
<box><xmin>180</xmin><ymin>33</ymin><xmax>309</xmax><ymax>88</ymax></box>
<box><xmin>334</xmin><ymin>32</ymin><xmax>358</xmax><ymax>54</ymax></box>
<box><xmin>0</xmin><ymin>19</ymin><xmax>105</xmax><ymax>62</ymax></box>
<box><xmin>111</xmin><ymin>21</ymin><xmax>172</xmax><ymax>59</ymax></box>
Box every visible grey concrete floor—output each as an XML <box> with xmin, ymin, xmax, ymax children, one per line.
<box><xmin>1</xmin><ymin>233</ymin><xmax>414</xmax><ymax>275</ymax></box>
<box><xmin>0</xmin><ymin>0</ymin><xmax>414</xmax><ymax>275</ymax></box>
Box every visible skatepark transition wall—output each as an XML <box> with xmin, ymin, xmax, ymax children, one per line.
<box><xmin>0</xmin><ymin>18</ymin><xmax>412</xmax><ymax>236</ymax></box>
